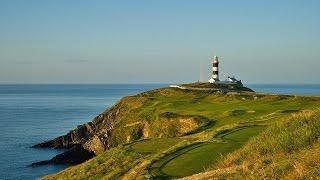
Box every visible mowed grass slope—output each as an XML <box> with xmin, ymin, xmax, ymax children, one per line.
<box><xmin>184</xmin><ymin>110</ymin><xmax>320</xmax><ymax>179</ymax></box>
<box><xmin>43</xmin><ymin>88</ymin><xmax>320</xmax><ymax>179</ymax></box>
<box><xmin>149</xmin><ymin>126</ymin><xmax>265</xmax><ymax>178</ymax></box>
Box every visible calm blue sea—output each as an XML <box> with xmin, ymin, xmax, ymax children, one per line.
<box><xmin>0</xmin><ymin>84</ymin><xmax>319</xmax><ymax>180</ymax></box>
<box><xmin>0</xmin><ymin>84</ymin><xmax>165</xmax><ymax>180</ymax></box>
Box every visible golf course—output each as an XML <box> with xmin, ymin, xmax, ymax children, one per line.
<box><xmin>41</xmin><ymin>86</ymin><xmax>320</xmax><ymax>179</ymax></box>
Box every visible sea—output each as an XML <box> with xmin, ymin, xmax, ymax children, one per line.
<box><xmin>0</xmin><ymin>84</ymin><xmax>320</xmax><ymax>180</ymax></box>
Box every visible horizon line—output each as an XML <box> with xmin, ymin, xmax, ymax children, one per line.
<box><xmin>1</xmin><ymin>82</ymin><xmax>320</xmax><ymax>85</ymax></box>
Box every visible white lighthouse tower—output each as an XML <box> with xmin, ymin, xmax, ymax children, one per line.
<box><xmin>208</xmin><ymin>56</ymin><xmax>219</xmax><ymax>83</ymax></box>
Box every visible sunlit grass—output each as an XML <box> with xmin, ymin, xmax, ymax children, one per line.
<box><xmin>43</xmin><ymin>88</ymin><xmax>320</xmax><ymax>179</ymax></box>
<box><xmin>192</xmin><ymin>110</ymin><xmax>320</xmax><ymax>179</ymax></box>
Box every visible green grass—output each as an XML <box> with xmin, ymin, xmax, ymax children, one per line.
<box><xmin>161</xmin><ymin>143</ymin><xmax>238</xmax><ymax>177</ymax></box>
<box><xmin>131</xmin><ymin>138</ymin><xmax>182</xmax><ymax>154</ymax></box>
<box><xmin>43</xmin><ymin>87</ymin><xmax>320</xmax><ymax>179</ymax></box>
<box><xmin>148</xmin><ymin>142</ymin><xmax>204</xmax><ymax>178</ymax></box>
<box><xmin>222</xmin><ymin>126</ymin><xmax>265</xmax><ymax>142</ymax></box>
<box><xmin>149</xmin><ymin>126</ymin><xmax>264</xmax><ymax>178</ymax></box>
<box><xmin>44</xmin><ymin>147</ymin><xmax>142</xmax><ymax>180</ymax></box>
<box><xmin>192</xmin><ymin>111</ymin><xmax>320</xmax><ymax>179</ymax></box>
<box><xmin>180</xmin><ymin>82</ymin><xmax>254</xmax><ymax>92</ymax></box>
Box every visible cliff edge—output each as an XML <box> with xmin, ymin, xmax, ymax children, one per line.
<box><xmin>32</xmin><ymin>87</ymin><xmax>217</xmax><ymax>165</ymax></box>
<box><xmin>35</xmin><ymin>86</ymin><xmax>320</xmax><ymax>179</ymax></box>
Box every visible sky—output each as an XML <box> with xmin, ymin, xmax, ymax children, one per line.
<box><xmin>0</xmin><ymin>0</ymin><xmax>319</xmax><ymax>84</ymax></box>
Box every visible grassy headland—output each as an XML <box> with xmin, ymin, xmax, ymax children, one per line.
<box><xmin>182</xmin><ymin>111</ymin><xmax>320</xmax><ymax>179</ymax></box>
<box><xmin>41</xmin><ymin>85</ymin><xmax>320</xmax><ymax>179</ymax></box>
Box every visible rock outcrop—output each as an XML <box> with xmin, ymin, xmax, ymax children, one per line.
<box><xmin>31</xmin><ymin>88</ymin><xmax>216</xmax><ymax>166</ymax></box>
<box><xmin>32</xmin><ymin>96</ymin><xmax>135</xmax><ymax>165</ymax></box>
<box><xmin>31</xmin><ymin>144</ymin><xmax>94</xmax><ymax>166</ymax></box>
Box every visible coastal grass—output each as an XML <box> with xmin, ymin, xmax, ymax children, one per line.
<box><xmin>186</xmin><ymin>110</ymin><xmax>320</xmax><ymax>179</ymax></box>
<box><xmin>222</xmin><ymin>126</ymin><xmax>265</xmax><ymax>142</ymax></box>
<box><xmin>44</xmin><ymin>88</ymin><xmax>320</xmax><ymax>179</ymax></box>
<box><xmin>161</xmin><ymin>143</ymin><xmax>239</xmax><ymax>177</ymax></box>
<box><xmin>149</xmin><ymin>126</ymin><xmax>265</xmax><ymax>178</ymax></box>
<box><xmin>131</xmin><ymin>138</ymin><xmax>183</xmax><ymax>154</ymax></box>
<box><xmin>43</xmin><ymin>147</ymin><xmax>143</xmax><ymax>180</ymax></box>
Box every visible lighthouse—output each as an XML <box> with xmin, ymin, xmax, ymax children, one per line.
<box><xmin>208</xmin><ymin>56</ymin><xmax>219</xmax><ymax>83</ymax></box>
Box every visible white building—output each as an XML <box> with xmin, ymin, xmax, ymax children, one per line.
<box><xmin>208</xmin><ymin>56</ymin><xmax>243</xmax><ymax>87</ymax></box>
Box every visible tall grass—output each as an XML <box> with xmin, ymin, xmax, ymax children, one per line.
<box><xmin>43</xmin><ymin>88</ymin><xmax>320</xmax><ymax>180</ymax></box>
<box><xmin>251</xmin><ymin>110</ymin><xmax>320</xmax><ymax>155</ymax></box>
<box><xmin>209</xmin><ymin>110</ymin><xmax>320</xmax><ymax>179</ymax></box>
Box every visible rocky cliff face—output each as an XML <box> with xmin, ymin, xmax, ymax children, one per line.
<box><xmin>32</xmin><ymin>96</ymin><xmax>139</xmax><ymax>165</ymax></box>
<box><xmin>31</xmin><ymin>88</ymin><xmax>215</xmax><ymax>166</ymax></box>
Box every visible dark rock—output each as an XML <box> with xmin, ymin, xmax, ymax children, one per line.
<box><xmin>31</xmin><ymin>144</ymin><xmax>94</xmax><ymax>166</ymax></box>
<box><xmin>31</xmin><ymin>99</ymin><xmax>126</xmax><ymax>166</ymax></box>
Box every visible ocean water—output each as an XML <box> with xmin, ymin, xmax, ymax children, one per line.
<box><xmin>248</xmin><ymin>84</ymin><xmax>320</xmax><ymax>96</ymax></box>
<box><xmin>0</xmin><ymin>84</ymin><xmax>319</xmax><ymax>180</ymax></box>
<box><xmin>0</xmin><ymin>84</ymin><xmax>166</xmax><ymax>180</ymax></box>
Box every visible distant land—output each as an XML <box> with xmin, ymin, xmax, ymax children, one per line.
<box><xmin>32</xmin><ymin>83</ymin><xmax>320</xmax><ymax>179</ymax></box>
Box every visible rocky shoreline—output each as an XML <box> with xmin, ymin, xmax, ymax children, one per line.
<box><xmin>31</xmin><ymin>144</ymin><xmax>94</xmax><ymax>166</ymax></box>
<box><xmin>31</xmin><ymin>86</ymin><xmax>254</xmax><ymax>166</ymax></box>
<box><xmin>31</xmin><ymin>97</ymin><xmax>127</xmax><ymax>166</ymax></box>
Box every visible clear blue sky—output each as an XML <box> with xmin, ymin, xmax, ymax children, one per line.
<box><xmin>0</xmin><ymin>0</ymin><xmax>319</xmax><ymax>84</ymax></box>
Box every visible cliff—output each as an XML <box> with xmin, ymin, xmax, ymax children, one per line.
<box><xmin>33</xmin><ymin>86</ymin><xmax>320</xmax><ymax>179</ymax></box>
<box><xmin>32</xmin><ymin>88</ymin><xmax>214</xmax><ymax>165</ymax></box>
<box><xmin>32</xmin><ymin>95</ymin><xmax>142</xmax><ymax>165</ymax></box>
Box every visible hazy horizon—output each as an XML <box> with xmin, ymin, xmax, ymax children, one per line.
<box><xmin>1</xmin><ymin>1</ymin><xmax>319</xmax><ymax>84</ymax></box>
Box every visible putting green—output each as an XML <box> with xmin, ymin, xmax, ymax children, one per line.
<box><xmin>223</xmin><ymin>126</ymin><xmax>265</xmax><ymax>142</ymax></box>
<box><xmin>161</xmin><ymin>142</ymin><xmax>239</xmax><ymax>177</ymax></box>
<box><xmin>151</xmin><ymin>126</ymin><xmax>264</xmax><ymax>178</ymax></box>
<box><xmin>131</xmin><ymin>138</ymin><xmax>182</xmax><ymax>154</ymax></box>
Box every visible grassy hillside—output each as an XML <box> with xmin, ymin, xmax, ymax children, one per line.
<box><xmin>42</xmin><ymin>87</ymin><xmax>320</xmax><ymax>179</ymax></box>
<box><xmin>183</xmin><ymin>111</ymin><xmax>320</xmax><ymax>179</ymax></box>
